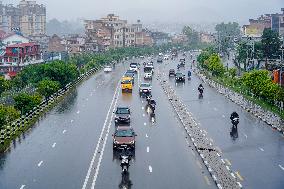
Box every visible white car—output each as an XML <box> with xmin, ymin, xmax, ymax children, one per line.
<box><xmin>129</xmin><ymin>63</ymin><xmax>139</xmax><ymax>72</ymax></box>
<box><xmin>104</xmin><ymin>66</ymin><xmax>112</xmax><ymax>72</ymax></box>
<box><xmin>144</xmin><ymin>72</ymin><xmax>152</xmax><ymax>79</ymax></box>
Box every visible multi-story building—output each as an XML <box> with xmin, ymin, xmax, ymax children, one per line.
<box><xmin>0</xmin><ymin>0</ymin><xmax>46</xmax><ymax>37</ymax></box>
<box><xmin>243</xmin><ymin>8</ymin><xmax>284</xmax><ymax>38</ymax></box>
<box><xmin>84</xmin><ymin>14</ymin><xmax>144</xmax><ymax>51</ymax></box>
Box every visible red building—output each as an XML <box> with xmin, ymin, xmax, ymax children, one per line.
<box><xmin>3</xmin><ymin>43</ymin><xmax>40</xmax><ymax>64</ymax></box>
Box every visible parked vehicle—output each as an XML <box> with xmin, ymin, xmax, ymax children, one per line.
<box><xmin>157</xmin><ymin>56</ymin><xmax>163</xmax><ymax>63</ymax></box>
<box><xmin>114</xmin><ymin>107</ymin><xmax>131</xmax><ymax>124</ymax></box>
<box><xmin>113</xmin><ymin>126</ymin><xmax>136</xmax><ymax>150</ymax></box>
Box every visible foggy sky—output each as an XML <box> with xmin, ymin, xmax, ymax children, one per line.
<box><xmin>5</xmin><ymin>0</ymin><xmax>284</xmax><ymax>24</ymax></box>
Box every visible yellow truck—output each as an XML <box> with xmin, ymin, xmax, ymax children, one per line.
<box><xmin>121</xmin><ymin>76</ymin><xmax>133</xmax><ymax>93</ymax></box>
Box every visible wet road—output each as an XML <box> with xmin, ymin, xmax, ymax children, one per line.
<box><xmin>161</xmin><ymin>53</ymin><xmax>284</xmax><ymax>189</ymax></box>
<box><xmin>0</xmin><ymin>59</ymin><xmax>216</xmax><ymax>189</ymax></box>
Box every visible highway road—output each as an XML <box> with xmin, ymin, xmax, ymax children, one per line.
<box><xmin>160</xmin><ymin>53</ymin><xmax>284</xmax><ymax>189</ymax></box>
<box><xmin>0</xmin><ymin>58</ymin><xmax>216</xmax><ymax>189</ymax></box>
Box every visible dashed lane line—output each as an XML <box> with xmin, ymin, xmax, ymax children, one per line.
<box><xmin>77</xmin><ymin>110</ymin><xmax>80</xmax><ymax>114</ymax></box>
<box><xmin>143</xmin><ymin>114</ymin><xmax>145</xmax><ymax>117</ymax></box>
<box><xmin>144</xmin><ymin>122</ymin><xmax>147</xmax><ymax>126</ymax></box>
<box><xmin>243</xmin><ymin>133</ymin><xmax>248</xmax><ymax>138</ymax></box>
<box><xmin>20</xmin><ymin>185</ymin><xmax>26</xmax><ymax>189</ymax></box>
<box><xmin>145</xmin><ymin>134</ymin><xmax>148</xmax><ymax>138</ymax></box>
<box><xmin>213</xmin><ymin>107</ymin><xmax>218</xmax><ymax>111</ymax></box>
<box><xmin>235</xmin><ymin>171</ymin><xmax>244</xmax><ymax>181</ymax></box>
<box><xmin>37</xmin><ymin>161</ymin><xmax>43</xmax><ymax>167</ymax></box>
<box><xmin>70</xmin><ymin>119</ymin><xmax>74</xmax><ymax>123</ymax></box>
<box><xmin>149</xmin><ymin>166</ymin><xmax>153</xmax><ymax>173</ymax></box>
<box><xmin>52</xmin><ymin>143</ymin><xmax>56</xmax><ymax>148</ymax></box>
<box><xmin>147</xmin><ymin>146</ymin><xmax>149</xmax><ymax>153</ymax></box>
<box><xmin>278</xmin><ymin>164</ymin><xmax>284</xmax><ymax>171</ymax></box>
<box><xmin>259</xmin><ymin>147</ymin><xmax>264</xmax><ymax>152</ymax></box>
<box><xmin>62</xmin><ymin>130</ymin><xmax>66</xmax><ymax>134</ymax></box>
<box><xmin>142</xmin><ymin>107</ymin><xmax>144</xmax><ymax>110</ymax></box>
<box><xmin>204</xmin><ymin>176</ymin><xmax>211</xmax><ymax>185</ymax></box>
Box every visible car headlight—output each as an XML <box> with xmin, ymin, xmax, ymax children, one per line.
<box><xmin>114</xmin><ymin>139</ymin><xmax>119</xmax><ymax>144</ymax></box>
<box><xmin>129</xmin><ymin>141</ymin><xmax>134</xmax><ymax>144</ymax></box>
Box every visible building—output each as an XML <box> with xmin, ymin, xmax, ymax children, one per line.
<box><xmin>1</xmin><ymin>32</ymin><xmax>30</xmax><ymax>46</ymax></box>
<box><xmin>84</xmin><ymin>14</ymin><xmax>143</xmax><ymax>51</ymax></box>
<box><xmin>171</xmin><ymin>34</ymin><xmax>188</xmax><ymax>44</ymax></box>
<box><xmin>48</xmin><ymin>34</ymin><xmax>65</xmax><ymax>53</ymax></box>
<box><xmin>0</xmin><ymin>0</ymin><xmax>46</xmax><ymax>37</ymax></box>
<box><xmin>199</xmin><ymin>33</ymin><xmax>214</xmax><ymax>43</ymax></box>
<box><xmin>243</xmin><ymin>8</ymin><xmax>284</xmax><ymax>38</ymax></box>
<box><xmin>2</xmin><ymin>42</ymin><xmax>40</xmax><ymax>64</ymax></box>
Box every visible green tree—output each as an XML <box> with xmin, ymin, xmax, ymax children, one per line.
<box><xmin>0</xmin><ymin>105</ymin><xmax>20</xmax><ymax>128</ymax></box>
<box><xmin>37</xmin><ymin>80</ymin><xmax>60</xmax><ymax>98</ymax></box>
<box><xmin>228</xmin><ymin>68</ymin><xmax>237</xmax><ymax>78</ymax></box>
<box><xmin>0</xmin><ymin>77</ymin><xmax>10</xmax><ymax>95</ymax></box>
<box><xmin>215</xmin><ymin>22</ymin><xmax>240</xmax><ymax>54</ymax></box>
<box><xmin>261</xmin><ymin>28</ymin><xmax>281</xmax><ymax>60</ymax></box>
<box><xmin>207</xmin><ymin>54</ymin><xmax>225</xmax><ymax>76</ymax></box>
<box><xmin>182</xmin><ymin>26</ymin><xmax>200</xmax><ymax>47</ymax></box>
<box><xmin>14</xmin><ymin>93</ymin><xmax>42</xmax><ymax>114</ymax></box>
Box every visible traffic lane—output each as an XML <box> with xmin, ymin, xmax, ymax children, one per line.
<box><xmin>162</xmin><ymin>59</ymin><xmax>284</xmax><ymax>188</ymax></box>
<box><xmin>141</xmin><ymin>73</ymin><xmax>216</xmax><ymax>189</ymax></box>
<box><xmin>94</xmin><ymin>71</ymin><xmax>150</xmax><ymax>189</ymax></box>
<box><xmin>0</xmin><ymin>62</ymin><xmax>128</xmax><ymax>189</ymax></box>
<box><xmin>95</xmin><ymin>62</ymin><xmax>215</xmax><ymax>189</ymax></box>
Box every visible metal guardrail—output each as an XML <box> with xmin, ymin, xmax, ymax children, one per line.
<box><xmin>0</xmin><ymin>65</ymin><xmax>103</xmax><ymax>146</ymax></box>
<box><xmin>157</xmin><ymin>72</ymin><xmax>242</xmax><ymax>189</ymax></box>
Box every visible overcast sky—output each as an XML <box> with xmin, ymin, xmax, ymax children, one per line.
<box><xmin>5</xmin><ymin>0</ymin><xmax>283</xmax><ymax>24</ymax></box>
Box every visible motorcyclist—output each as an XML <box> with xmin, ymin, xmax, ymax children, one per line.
<box><xmin>230</xmin><ymin>111</ymin><xmax>239</xmax><ymax>126</ymax></box>
<box><xmin>198</xmin><ymin>84</ymin><xmax>204</xmax><ymax>94</ymax></box>
<box><xmin>188</xmin><ymin>70</ymin><xmax>192</xmax><ymax>78</ymax></box>
<box><xmin>230</xmin><ymin>111</ymin><xmax>239</xmax><ymax>120</ymax></box>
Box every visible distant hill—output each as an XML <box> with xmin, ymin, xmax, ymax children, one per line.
<box><xmin>47</xmin><ymin>18</ymin><xmax>84</xmax><ymax>36</ymax></box>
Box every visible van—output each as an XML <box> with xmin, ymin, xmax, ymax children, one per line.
<box><xmin>121</xmin><ymin>76</ymin><xmax>133</xmax><ymax>92</ymax></box>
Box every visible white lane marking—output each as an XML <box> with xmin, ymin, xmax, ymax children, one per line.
<box><xmin>37</xmin><ymin>161</ymin><xmax>43</xmax><ymax>167</ymax></box>
<box><xmin>90</xmin><ymin>93</ymin><xmax>93</xmax><ymax>96</ymax></box>
<box><xmin>279</xmin><ymin>164</ymin><xmax>284</xmax><ymax>171</ymax></box>
<box><xmin>259</xmin><ymin>147</ymin><xmax>264</xmax><ymax>152</ymax></box>
<box><xmin>70</xmin><ymin>119</ymin><xmax>74</xmax><ymax>123</ymax></box>
<box><xmin>90</xmin><ymin>90</ymin><xmax>120</xmax><ymax>189</ymax></box>
<box><xmin>77</xmin><ymin>110</ymin><xmax>80</xmax><ymax>114</ymax></box>
<box><xmin>142</xmin><ymin>106</ymin><xmax>144</xmax><ymax>110</ymax></box>
<box><xmin>20</xmin><ymin>185</ymin><xmax>25</xmax><ymax>189</ymax></box>
<box><xmin>149</xmin><ymin>166</ymin><xmax>153</xmax><ymax>173</ymax></box>
<box><xmin>191</xmin><ymin>150</ymin><xmax>196</xmax><ymax>157</ymax></box>
<box><xmin>213</xmin><ymin>107</ymin><xmax>218</xmax><ymax>111</ymax></box>
<box><xmin>144</xmin><ymin>122</ymin><xmax>147</xmax><ymax>126</ymax></box>
<box><xmin>52</xmin><ymin>143</ymin><xmax>56</xmax><ymax>148</ymax></box>
<box><xmin>141</xmin><ymin>100</ymin><xmax>144</xmax><ymax>103</ymax></box>
<box><xmin>143</xmin><ymin>114</ymin><xmax>145</xmax><ymax>117</ymax></box>
<box><xmin>243</xmin><ymin>133</ymin><xmax>248</xmax><ymax>138</ymax></box>
<box><xmin>62</xmin><ymin>130</ymin><xmax>66</xmax><ymax>134</ymax></box>
<box><xmin>86</xmin><ymin>98</ymin><xmax>89</xmax><ymax>101</ymax></box>
<box><xmin>147</xmin><ymin>146</ymin><xmax>149</xmax><ymax>153</ymax></box>
<box><xmin>222</xmin><ymin>115</ymin><xmax>225</xmax><ymax>118</ymax></box>
<box><xmin>81</xmin><ymin>82</ymin><xmax>120</xmax><ymax>189</ymax></box>
<box><xmin>146</xmin><ymin>134</ymin><xmax>148</xmax><ymax>138</ymax></box>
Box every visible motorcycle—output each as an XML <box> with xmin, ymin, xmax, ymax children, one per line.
<box><xmin>198</xmin><ymin>87</ymin><xmax>204</xmax><ymax>98</ymax></box>
<box><xmin>120</xmin><ymin>147</ymin><xmax>132</xmax><ymax>173</ymax></box>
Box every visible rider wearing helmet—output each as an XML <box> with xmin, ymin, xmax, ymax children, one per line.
<box><xmin>198</xmin><ymin>84</ymin><xmax>204</xmax><ymax>92</ymax></box>
<box><xmin>230</xmin><ymin>111</ymin><xmax>239</xmax><ymax>120</ymax></box>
